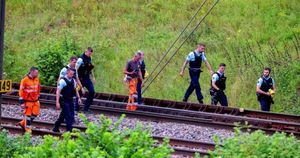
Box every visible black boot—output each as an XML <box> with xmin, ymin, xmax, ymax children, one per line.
<box><xmin>52</xmin><ymin>127</ymin><xmax>60</xmax><ymax>133</ymax></box>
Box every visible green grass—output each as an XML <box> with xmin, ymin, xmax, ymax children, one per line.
<box><xmin>210</xmin><ymin>128</ymin><xmax>300</xmax><ymax>158</ymax></box>
<box><xmin>4</xmin><ymin>0</ymin><xmax>300</xmax><ymax>114</ymax></box>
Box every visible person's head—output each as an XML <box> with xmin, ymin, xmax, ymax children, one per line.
<box><xmin>196</xmin><ymin>43</ymin><xmax>205</xmax><ymax>52</ymax></box>
<box><xmin>137</xmin><ymin>50</ymin><xmax>144</xmax><ymax>60</ymax></box>
<box><xmin>66</xmin><ymin>68</ymin><xmax>76</xmax><ymax>78</ymax></box>
<box><xmin>133</xmin><ymin>52</ymin><xmax>142</xmax><ymax>61</ymax></box>
<box><xmin>85</xmin><ymin>47</ymin><xmax>93</xmax><ymax>57</ymax></box>
<box><xmin>29</xmin><ymin>67</ymin><xmax>39</xmax><ymax>78</ymax></box>
<box><xmin>218</xmin><ymin>63</ymin><xmax>226</xmax><ymax>73</ymax></box>
<box><xmin>263</xmin><ymin>67</ymin><xmax>271</xmax><ymax>77</ymax></box>
<box><xmin>69</xmin><ymin>56</ymin><xmax>78</xmax><ymax>68</ymax></box>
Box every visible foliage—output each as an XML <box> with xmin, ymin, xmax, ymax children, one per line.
<box><xmin>210</xmin><ymin>128</ymin><xmax>300</xmax><ymax>158</ymax></box>
<box><xmin>4</xmin><ymin>0</ymin><xmax>300</xmax><ymax>114</ymax></box>
<box><xmin>35</xmin><ymin>34</ymin><xmax>80</xmax><ymax>86</ymax></box>
<box><xmin>16</xmin><ymin>114</ymin><xmax>173</xmax><ymax>158</ymax></box>
<box><xmin>0</xmin><ymin>130</ymin><xmax>32</xmax><ymax>157</ymax></box>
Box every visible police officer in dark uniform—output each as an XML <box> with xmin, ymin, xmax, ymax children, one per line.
<box><xmin>75</xmin><ymin>47</ymin><xmax>95</xmax><ymax>112</ymax></box>
<box><xmin>256</xmin><ymin>67</ymin><xmax>276</xmax><ymax>111</ymax></box>
<box><xmin>137</xmin><ymin>51</ymin><xmax>146</xmax><ymax>105</ymax></box>
<box><xmin>53</xmin><ymin>68</ymin><xmax>82</xmax><ymax>132</ymax></box>
<box><xmin>180</xmin><ymin>43</ymin><xmax>213</xmax><ymax>104</ymax></box>
<box><xmin>210</xmin><ymin>63</ymin><xmax>228</xmax><ymax>106</ymax></box>
<box><xmin>57</xmin><ymin>56</ymin><xmax>83</xmax><ymax>112</ymax></box>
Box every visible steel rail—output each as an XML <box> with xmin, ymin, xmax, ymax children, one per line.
<box><xmin>11</xmin><ymin>83</ymin><xmax>300</xmax><ymax>123</ymax></box>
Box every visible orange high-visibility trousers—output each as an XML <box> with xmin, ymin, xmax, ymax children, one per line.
<box><xmin>19</xmin><ymin>101</ymin><xmax>40</xmax><ymax>132</ymax></box>
<box><xmin>126</xmin><ymin>78</ymin><xmax>138</xmax><ymax>111</ymax></box>
<box><xmin>23</xmin><ymin>101</ymin><xmax>40</xmax><ymax>116</ymax></box>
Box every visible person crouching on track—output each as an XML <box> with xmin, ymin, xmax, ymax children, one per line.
<box><xmin>53</xmin><ymin>68</ymin><xmax>82</xmax><ymax>132</ymax></box>
<box><xmin>18</xmin><ymin>67</ymin><xmax>41</xmax><ymax>133</ymax></box>
<box><xmin>256</xmin><ymin>67</ymin><xmax>276</xmax><ymax>111</ymax></box>
<box><xmin>210</xmin><ymin>63</ymin><xmax>228</xmax><ymax>106</ymax></box>
<box><xmin>124</xmin><ymin>52</ymin><xmax>144</xmax><ymax>111</ymax></box>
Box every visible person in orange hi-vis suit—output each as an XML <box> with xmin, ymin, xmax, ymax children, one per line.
<box><xmin>18</xmin><ymin>67</ymin><xmax>41</xmax><ymax>133</ymax></box>
<box><xmin>123</xmin><ymin>52</ymin><xmax>144</xmax><ymax>111</ymax></box>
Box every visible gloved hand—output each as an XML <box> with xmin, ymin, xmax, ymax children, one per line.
<box><xmin>268</xmin><ymin>89</ymin><xmax>275</xmax><ymax>97</ymax></box>
<box><xmin>144</xmin><ymin>70</ymin><xmax>149</xmax><ymax>78</ymax></box>
<box><xmin>19</xmin><ymin>98</ymin><xmax>25</xmax><ymax>108</ymax></box>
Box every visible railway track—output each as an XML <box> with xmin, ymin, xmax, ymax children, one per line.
<box><xmin>2</xmin><ymin>85</ymin><xmax>300</xmax><ymax>157</ymax></box>
<box><xmin>3</xmin><ymin>91</ymin><xmax>300</xmax><ymax>138</ymax></box>
<box><xmin>12</xmin><ymin>83</ymin><xmax>300</xmax><ymax>123</ymax></box>
<box><xmin>1</xmin><ymin>116</ymin><xmax>214</xmax><ymax>157</ymax></box>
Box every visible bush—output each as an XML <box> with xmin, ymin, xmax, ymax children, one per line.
<box><xmin>210</xmin><ymin>128</ymin><xmax>300</xmax><ymax>158</ymax></box>
<box><xmin>35</xmin><ymin>34</ymin><xmax>80</xmax><ymax>86</ymax></box>
<box><xmin>0</xmin><ymin>130</ymin><xmax>32</xmax><ymax>157</ymax></box>
<box><xmin>16</xmin><ymin>114</ymin><xmax>173</xmax><ymax>158</ymax></box>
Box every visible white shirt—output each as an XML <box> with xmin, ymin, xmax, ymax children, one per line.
<box><xmin>186</xmin><ymin>51</ymin><xmax>207</xmax><ymax>62</ymax></box>
<box><xmin>57</xmin><ymin>77</ymin><xmax>76</xmax><ymax>90</ymax></box>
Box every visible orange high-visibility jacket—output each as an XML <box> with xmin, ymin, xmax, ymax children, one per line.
<box><xmin>19</xmin><ymin>75</ymin><xmax>41</xmax><ymax>101</ymax></box>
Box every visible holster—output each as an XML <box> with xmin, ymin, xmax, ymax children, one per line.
<box><xmin>209</xmin><ymin>88</ymin><xmax>215</xmax><ymax>96</ymax></box>
<box><xmin>209</xmin><ymin>88</ymin><xmax>220</xmax><ymax>96</ymax></box>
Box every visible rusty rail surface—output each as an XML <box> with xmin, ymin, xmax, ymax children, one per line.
<box><xmin>11</xmin><ymin>83</ymin><xmax>300</xmax><ymax>123</ymax></box>
<box><xmin>3</xmin><ymin>93</ymin><xmax>300</xmax><ymax>138</ymax></box>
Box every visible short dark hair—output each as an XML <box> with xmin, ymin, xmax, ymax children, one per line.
<box><xmin>30</xmin><ymin>66</ymin><xmax>38</xmax><ymax>72</ymax></box>
<box><xmin>264</xmin><ymin>67</ymin><xmax>271</xmax><ymax>73</ymax></box>
<box><xmin>219</xmin><ymin>63</ymin><xmax>226</xmax><ymax>67</ymax></box>
<box><xmin>87</xmin><ymin>47</ymin><xmax>93</xmax><ymax>52</ymax></box>
<box><xmin>198</xmin><ymin>43</ymin><xmax>205</xmax><ymax>47</ymax></box>
<box><xmin>69</xmin><ymin>56</ymin><xmax>78</xmax><ymax>61</ymax></box>
<box><xmin>67</xmin><ymin>67</ymin><xmax>76</xmax><ymax>72</ymax></box>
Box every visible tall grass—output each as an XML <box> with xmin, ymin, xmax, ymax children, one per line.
<box><xmin>4</xmin><ymin>0</ymin><xmax>300</xmax><ymax>114</ymax></box>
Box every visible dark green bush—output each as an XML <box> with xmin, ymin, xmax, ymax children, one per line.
<box><xmin>35</xmin><ymin>35</ymin><xmax>80</xmax><ymax>86</ymax></box>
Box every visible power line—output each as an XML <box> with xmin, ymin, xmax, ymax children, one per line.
<box><xmin>145</xmin><ymin>0</ymin><xmax>208</xmax><ymax>83</ymax></box>
<box><xmin>142</xmin><ymin>0</ymin><xmax>220</xmax><ymax>94</ymax></box>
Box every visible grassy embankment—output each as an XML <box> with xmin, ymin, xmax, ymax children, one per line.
<box><xmin>4</xmin><ymin>0</ymin><xmax>300</xmax><ymax>114</ymax></box>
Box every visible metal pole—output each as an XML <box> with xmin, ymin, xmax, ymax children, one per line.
<box><xmin>0</xmin><ymin>0</ymin><xmax>6</xmax><ymax>127</ymax></box>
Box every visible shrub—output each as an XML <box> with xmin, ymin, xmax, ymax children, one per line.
<box><xmin>0</xmin><ymin>130</ymin><xmax>32</xmax><ymax>157</ymax></box>
<box><xmin>17</xmin><ymin>114</ymin><xmax>173</xmax><ymax>158</ymax></box>
<box><xmin>210</xmin><ymin>128</ymin><xmax>300</xmax><ymax>158</ymax></box>
<box><xmin>35</xmin><ymin>34</ymin><xmax>80</xmax><ymax>86</ymax></box>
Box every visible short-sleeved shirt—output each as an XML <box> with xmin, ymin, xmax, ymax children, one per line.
<box><xmin>126</xmin><ymin>59</ymin><xmax>140</xmax><ymax>78</ymax></box>
<box><xmin>212</xmin><ymin>71</ymin><xmax>224</xmax><ymax>82</ymax></box>
<box><xmin>59</xmin><ymin>65</ymin><xmax>78</xmax><ymax>79</ymax></box>
<box><xmin>257</xmin><ymin>76</ymin><xmax>275</xmax><ymax>87</ymax></box>
<box><xmin>186</xmin><ymin>51</ymin><xmax>207</xmax><ymax>62</ymax></box>
<box><xmin>75</xmin><ymin>58</ymin><xmax>84</xmax><ymax>68</ymax></box>
<box><xmin>57</xmin><ymin>77</ymin><xmax>76</xmax><ymax>90</ymax></box>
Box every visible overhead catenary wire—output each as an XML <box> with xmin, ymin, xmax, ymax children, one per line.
<box><xmin>142</xmin><ymin>0</ymin><xmax>220</xmax><ymax>94</ymax></box>
<box><xmin>145</xmin><ymin>0</ymin><xmax>209</xmax><ymax>84</ymax></box>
